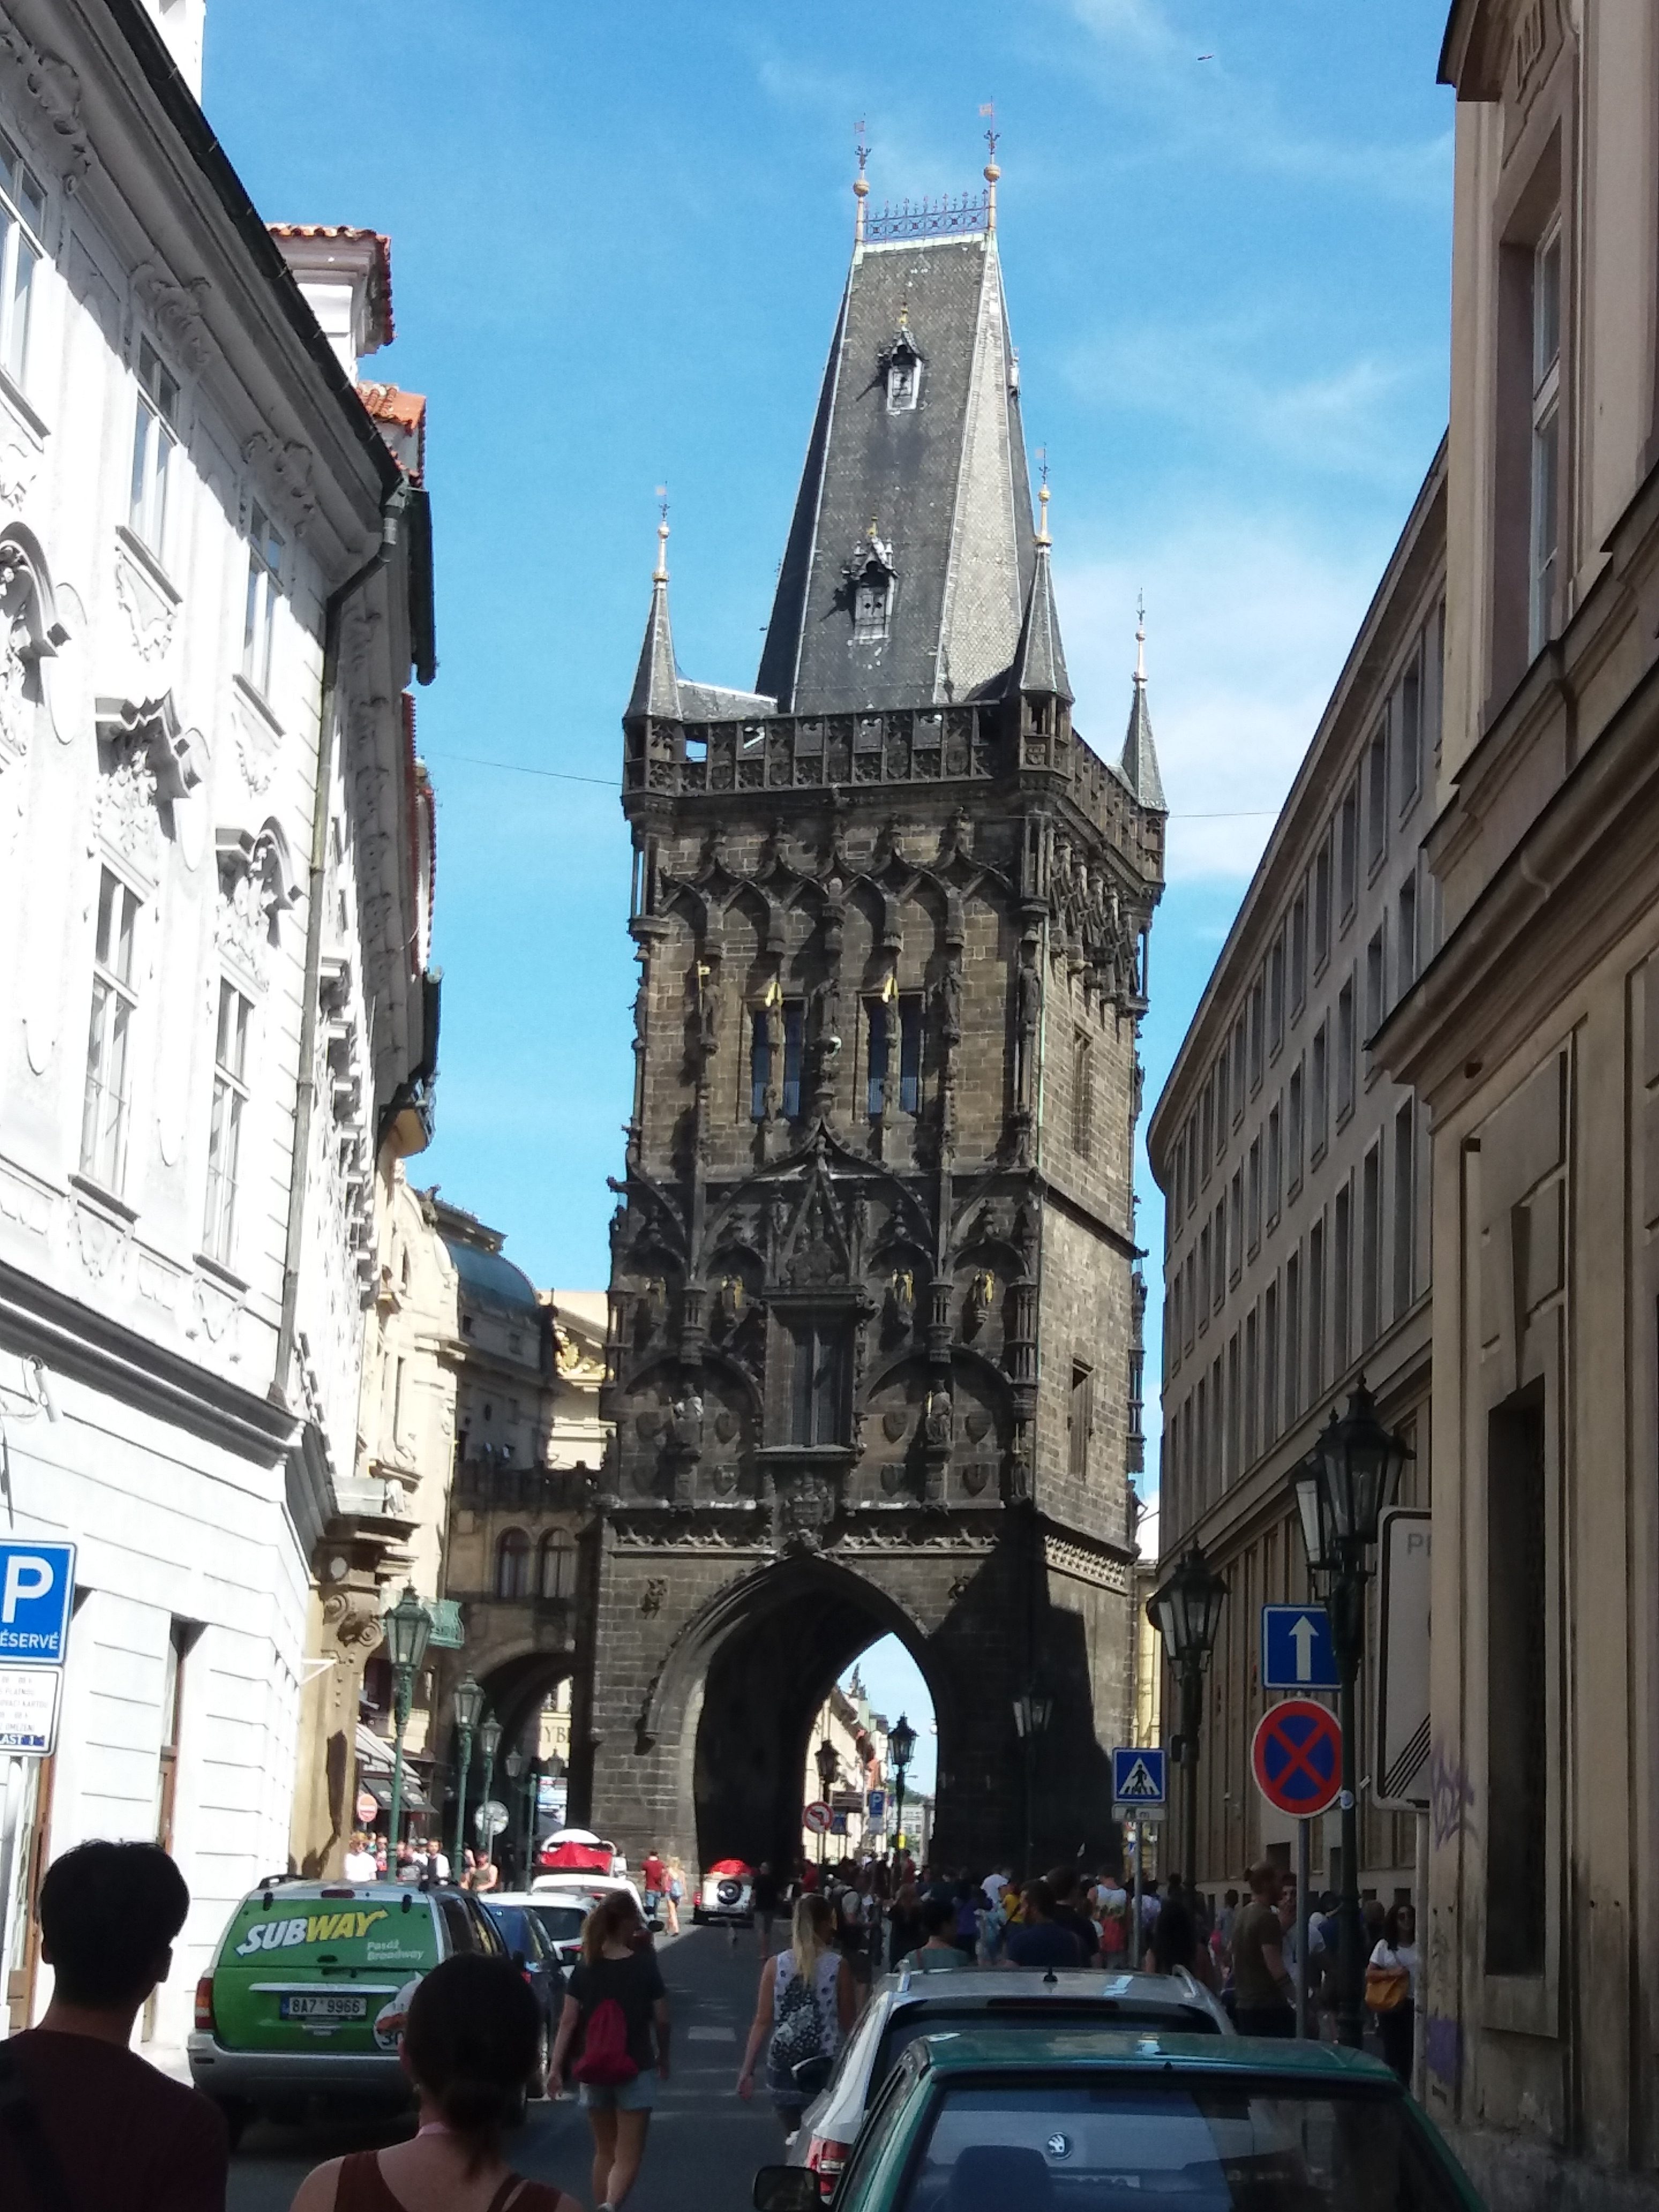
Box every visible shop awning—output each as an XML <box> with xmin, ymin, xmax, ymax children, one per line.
<box><xmin>359</xmin><ymin>1771</ymin><xmax>433</xmax><ymax>1815</ymax></box>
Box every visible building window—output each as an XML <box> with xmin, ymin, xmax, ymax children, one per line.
<box><xmin>1068</xmin><ymin>1362</ymin><xmax>1093</xmax><ymax>1479</ymax></box>
<box><xmin>1393</xmin><ymin>1102</ymin><xmax>1415</xmax><ymax>1317</ymax></box>
<box><xmin>242</xmin><ymin>501</ymin><xmax>283</xmax><ymax>696</ymax></box>
<box><xmin>1263</xmin><ymin>1281</ymin><xmax>1280</xmax><ymax>1448</ymax></box>
<box><xmin>1365</xmin><ymin>926</ymin><xmax>1385</xmax><ymax>1039</ymax></box>
<box><xmin>1336</xmin><ymin>975</ymin><xmax>1355</xmax><ymax>1122</ymax></box>
<box><xmin>1307</xmin><ymin>1217</ymin><xmax>1326</xmax><ymax>1400</ymax></box>
<box><xmin>1398</xmin><ymin>875</ymin><xmax>1418</xmax><ymax>995</ymax></box>
<box><xmin>1529</xmin><ymin>221</ymin><xmax>1561</xmax><ymax>659</ymax></box>
<box><xmin>1311</xmin><ymin>1020</ymin><xmax>1328</xmax><ymax>1162</ymax></box>
<box><xmin>129</xmin><ymin>339</ymin><xmax>180</xmax><ymax>556</ymax></box>
<box><xmin>886</xmin><ymin>345</ymin><xmax>921</xmax><ymax>412</ymax></box>
<box><xmin>1398</xmin><ymin>645</ymin><xmax>1422</xmax><ymax>810</ymax></box>
<box><xmin>1225</xmin><ymin>1334</ymin><xmax>1240</xmax><ymax>1485</ymax></box>
<box><xmin>1366</xmin><ymin>727</ymin><xmax>1388</xmax><ymax>871</ymax></box>
<box><xmin>1361</xmin><ymin>1143</ymin><xmax>1381</xmax><ymax>1348</ymax></box>
<box><xmin>1287</xmin><ymin>1061</ymin><xmax>1304</xmax><ymax>1195</ymax></box>
<box><xmin>81</xmin><ymin>868</ymin><xmax>141</xmax><ymax>1193</ymax></box>
<box><xmin>1183</xmin><ymin>1252</ymin><xmax>1195</xmax><ymax>1353</ymax></box>
<box><xmin>1338</xmin><ymin>783</ymin><xmax>1358</xmax><ymax>920</ymax></box>
<box><xmin>1333</xmin><ymin>1182</ymin><xmax>1351</xmax><ymax>1375</ymax></box>
<box><xmin>1231</xmin><ymin>1017</ymin><xmax>1246</xmax><ymax>1122</ymax></box>
<box><xmin>1246</xmin><ymin>1136</ymin><xmax>1261</xmax><ymax>1255</ymax></box>
<box><xmin>1194</xmin><ymin>1373</ymin><xmax>1208</xmax><ymax>1507</ymax></box>
<box><xmin>781</xmin><ymin>1000</ymin><xmax>804</xmax><ymax>1118</ymax></box>
<box><xmin>1289</xmin><ymin>891</ymin><xmax>1307</xmax><ymax>1015</ymax></box>
<box><xmin>1485</xmin><ymin>1378</ymin><xmax>1548</xmax><ymax>1974</ymax></box>
<box><xmin>789</xmin><ymin>1314</ymin><xmax>846</xmax><ymax>1447</ymax></box>
<box><xmin>866</xmin><ymin>999</ymin><xmax>890</xmax><ymax>1118</ymax></box>
<box><xmin>203</xmin><ymin>981</ymin><xmax>251</xmax><ymax>1267</ymax></box>
<box><xmin>1212</xmin><ymin>1197</ymin><xmax>1226</xmax><ymax>1312</ymax></box>
<box><xmin>1215</xmin><ymin>1052</ymin><xmax>1229</xmax><ymax>1149</ymax></box>
<box><xmin>1284</xmin><ymin>1250</ymin><xmax>1302</xmax><ymax>1426</ymax></box>
<box><xmin>1198</xmin><ymin>1222</ymin><xmax>1212</xmax><ymax>1324</ymax></box>
<box><xmin>1266</xmin><ymin>1101</ymin><xmax>1282</xmax><ymax>1227</ymax></box>
<box><xmin>1228</xmin><ymin>1168</ymin><xmax>1242</xmax><ymax>1286</ymax></box>
<box><xmin>1073</xmin><ymin>1031</ymin><xmax>1094</xmax><ymax>1158</ymax></box>
<box><xmin>1268</xmin><ymin>936</ymin><xmax>1285</xmax><ymax>1058</ymax></box>
<box><xmin>749</xmin><ymin>1008</ymin><xmax>771</xmax><ymax>1120</ymax></box>
<box><xmin>1313</xmin><ymin>838</ymin><xmax>1332</xmax><ymax>972</ymax></box>
<box><xmin>538</xmin><ymin>1529</ymin><xmax>576</xmax><ymax>1600</ymax></box>
<box><xmin>1243</xmin><ymin>1307</ymin><xmax>1259</xmax><ymax>1467</ymax></box>
<box><xmin>495</xmin><ymin>1528</ymin><xmax>532</xmax><ymax>1599</ymax></box>
<box><xmin>0</xmin><ymin>131</ymin><xmax>43</xmax><ymax>389</ymax></box>
<box><xmin>1249</xmin><ymin>979</ymin><xmax>1264</xmax><ymax>1091</ymax></box>
<box><xmin>898</xmin><ymin>995</ymin><xmax>922</xmax><ymax>1116</ymax></box>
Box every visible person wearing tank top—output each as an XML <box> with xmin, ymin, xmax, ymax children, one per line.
<box><xmin>737</xmin><ymin>1893</ymin><xmax>858</xmax><ymax>2134</ymax></box>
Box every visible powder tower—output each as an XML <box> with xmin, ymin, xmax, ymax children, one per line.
<box><xmin>573</xmin><ymin>158</ymin><xmax>1166</xmax><ymax>1872</ymax></box>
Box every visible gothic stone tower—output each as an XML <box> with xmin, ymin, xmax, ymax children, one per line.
<box><xmin>574</xmin><ymin>177</ymin><xmax>1165</xmax><ymax>1875</ymax></box>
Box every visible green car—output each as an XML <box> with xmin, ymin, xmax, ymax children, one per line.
<box><xmin>754</xmin><ymin>2029</ymin><xmax>1484</xmax><ymax>2212</ymax></box>
<box><xmin>189</xmin><ymin>1877</ymin><xmax>507</xmax><ymax>2137</ymax></box>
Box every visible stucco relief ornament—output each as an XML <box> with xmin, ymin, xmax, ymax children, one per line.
<box><xmin>130</xmin><ymin>258</ymin><xmax>215</xmax><ymax>372</ymax></box>
<box><xmin>113</xmin><ymin>553</ymin><xmax>177</xmax><ymax>664</ymax></box>
<box><xmin>93</xmin><ymin>743</ymin><xmax>160</xmax><ymax>871</ymax></box>
<box><xmin>320</xmin><ymin>1591</ymin><xmax>384</xmax><ymax>1654</ymax></box>
<box><xmin>0</xmin><ymin>567</ymin><xmax>29</xmax><ymax>768</ymax></box>
<box><xmin>0</xmin><ymin>23</ymin><xmax>91</xmax><ymax>185</ymax></box>
<box><xmin>244</xmin><ymin>430</ymin><xmax>317</xmax><ymax>534</ymax></box>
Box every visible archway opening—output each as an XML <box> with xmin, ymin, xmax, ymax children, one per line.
<box><xmin>802</xmin><ymin>1633</ymin><xmax>938</xmax><ymax>1870</ymax></box>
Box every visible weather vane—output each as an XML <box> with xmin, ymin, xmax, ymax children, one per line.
<box><xmin>854</xmin><ymin>117</ymin><xmax>871</xmax><ymax>242</ymax></box>
<box><xmin>980</xmin><ymin>99</ymin><xmax>998</xmax><ymax>162</ymax></box>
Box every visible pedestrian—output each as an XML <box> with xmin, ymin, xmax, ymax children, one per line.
<box><xmin>290</xmin><ymin>1954</ymin><xmax>580</xmax><ymax>2211</ymax></box>
<box><xmin>549</xmin><ymin>1891</ymin><xmax>670</xmax><ymax>2211</ymax></box>
<box><xmin>663</xmin><ymin>1856</ymin><xmax>684</xmax><ymax>1936</ymax></box>
<box><xmin>1003</xmin><ymin>1879</ymin><xmax>1085</xmax><ymax>1970</ymax></box>
<box><xmin>950</xmin><ymin>1878</ymin><xmax>982</xmax><ymax>1957</ymax></box>
<box><xmin>342</xmin><ymin>1831</ymin><xmax>377</xmax><ymax>1883</ymax></box>
<box><xmin>469</xmin><ymin>1851</ymin><xmax>500</xmax><ymax>1895</ymax></box>
<box><xmin>736</xmin><ymin>1894</ymin><xmax>856</xmax><ymax>2135</ymax></box>
<box><xmin>1145</xmin><ymin>1893</ymin><xmax>1221</xmax><ymax>1992</ymax></box>
<box><xmin>981</xmin><ymin>1865</ymin><xmax>1011</xmax><ymax>1908</ymax></box>
<box><xmin>640</xmin><ymin>1845</ymin><xmax>666</xmax><ymax>1926</ymax></box>
<box><xmin>395</xmin><ymin>1839</ymin><xmax>420</xmax><ymax>1882</ymax></box>
<box><xmin>1367</xmin><ymin>1903</ymin><xmax>1419</xmax><ymax>2082</ymax></box>
<box><xmin>0</xmin><ymin>1840</ymin><xmax>228</xmax><ymax>2211</ymax></box>
<box><xmin>1094</xmin><ymin>1872</ymin><xmax>1130</xmax><ymax>1961</ymax></box>
<box><xmin>751</xmin><ymin>1859</ymin><xmax>783</xmax><ymax>1954</ymax></box>
<box><xmin>898</xmin><ymin>1896</ymin><xmax>975</xmax><ymax>1972</ymax></box>
<box><xmin>1231</xmin><ymin>1862</ymin><xmax>1296</xmax><ymax>2036</ymax></box>
<box><xmin>887</xmin><ymin>1875</ymin><xmax>921</xmax><ymax>1969</ymax></box>
<box><xmin>1045</xmin><ymin>1867</ymin><xmax>1101</xmax><ymax>1965</ymax></box>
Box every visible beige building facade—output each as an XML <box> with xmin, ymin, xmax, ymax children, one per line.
<box><xmin>1147</xmin><ymin>448</ymin><xmax>1445</xmax><ymax>1899</ymax></box>
<box><xmin>1373</xmin><ymin>6</ymin><xmax>1659</xmax><ymax>2203</ymax></box>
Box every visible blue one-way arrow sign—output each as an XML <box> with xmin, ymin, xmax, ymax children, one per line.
<box><xmin>1260</xmin><ymin>1604</ymin><xmax>1339</xmax><ymax>1691</ymax></box>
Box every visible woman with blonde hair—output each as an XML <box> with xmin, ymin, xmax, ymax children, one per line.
<box><xmin>549</xmin><ymin>1891</ymin><xmax>669</xmax><ymax>2211</ymax></box>
<box><xmin>736</xmin><ymin>1892</ymin><xmax>856</xmax><ymax>2134</ymax></box>
<box><xmin>663</xmin><ymin>1855</ymin><xmax>684</xmax><ymax>1937</ymax></box>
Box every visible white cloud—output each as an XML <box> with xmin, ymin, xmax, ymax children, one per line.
<box><xmin>1057</xmin><ymin>507</ymin><xmax>1394</xmax><ymax>880</ymax></box>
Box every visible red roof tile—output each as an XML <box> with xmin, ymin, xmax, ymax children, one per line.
<box><xmin>268</xmin><ymin>223</ymin><xmax>394</xmax><ymax>347</ymax></box>
<box><xmin>356</xmin><ymin>381</ymin><xmax>427</xmax><ymax>483</ymax></box>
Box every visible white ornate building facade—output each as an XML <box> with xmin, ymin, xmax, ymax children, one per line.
<box><xmin>0</xmin><ymin>0</ymin><xmax>439</xmax><ymax>2043</ymax></box>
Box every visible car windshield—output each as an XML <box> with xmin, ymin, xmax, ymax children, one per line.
<box><xmin>484</xmin><ymin>1905</ymin><xmax>541</xmax><ymax>1956</ymax></box>
<box><xmin>876</xmin><ymin>2003</ymin><xmax>1219</xmax><ymax>2088</ymax></box>
<box><xmin>528</xmin><ymin>1902</ymin><xmax>589</xmax><ymax>1942</ymax></box>
<box><xmin>899</xmin><ymin>2079</ymin><xmax>1464</xmax><ymax>2212</ymax></box>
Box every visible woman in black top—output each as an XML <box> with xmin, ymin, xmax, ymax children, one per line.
<box><xmin>549</xmin><ymin>1893</ymin><xmax>669</xmax><ymax>2211</ymax></box>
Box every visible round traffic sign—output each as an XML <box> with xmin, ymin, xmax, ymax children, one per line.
<box><xmin>474</xmin><ymin>1798</ymin><xmax>509</xmax><ymax>1839</ymax></box>
<box><xmin>804</xmin><ymin>1800</ymin><xmax>832</xmax><ymax>1834</ymax></box>
<box><xmin>1251</xmin><ymin>1698</ymin><xmax>1342</xmax><ymax>1819</ymax></box>
<box><xmin>355</xmin><ymin>1790</ymin><xmax>378</xmax><ymax>1825</ymax></box>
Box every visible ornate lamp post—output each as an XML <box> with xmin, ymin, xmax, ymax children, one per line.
<box><xmin>888</xmin><ymin>1712</ymin><xmax>917</xmax><ymax>1863</ymax></box>
<box><xmin>382</xmin><ymin>1586</ymin><xmax>432</xmax><ymax>1869</ymax></box>
<box><xmin>1292</xmin><ymin>1377</ymin><xmax>1411</xmax><ymax>2047</ymax></box>
<box><xmin>1012</xmin><ymin>1691</ymin><xmax>1053</xmax><ymax>1873</ymax></box>
<box><xmin>815</xmin><ymin>1739</ymin><xmax>839</xmax><ymax>1866</ymax></box>
<box><xmin>478</xmin><ymin>1713</ymin><xmax>503</xmax><ymax>1861</ymax></box>
<box><xmin>504</xmin><ymin>1746</ymin><xmax>525</xmax><ymax>1881</ymax></box>
<box><xmin>1146</xmin><ymin>1544</ymin><xmax>1229</xmax><ymax>1894</ymax></box>
<box><xmin>451</xmin><ymin>1673</ymin><xmax>486</xmax><ymax>1877</ymax></box>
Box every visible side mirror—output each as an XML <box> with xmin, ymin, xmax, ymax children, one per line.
<box><xmin>753</xmin><ymin>2168</ymin><xmax>823</xmax><ymax>2212</ymax></box>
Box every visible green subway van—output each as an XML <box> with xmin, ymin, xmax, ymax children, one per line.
<box><xmin>188</xmin><ymin>1878</ymin><xmax>507</xmax><ymax>2137</ymax></box>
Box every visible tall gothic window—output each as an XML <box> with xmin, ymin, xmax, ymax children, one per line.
<box><xmin>866</xmin><ymin>998</ymin><xmax>890</xmax><ymax>1118</ymax></box>
<box><xmin>781</xmin><ymin>1002</ymin><xmax>804</xmax><ymax>1118</ymax></box>
<box><xmin>538</xmin><ymin>1529</ymin><xmax>576</xmax><ymax>1601</ymax></box>
<box><xmin>495</xmin><ymin>1528</ymin><xmax>531</xmax><ymax>1599</ymax></box>
<box><xmin>1529</xmin><ymin>220</ymin><xmax>1562</xmax><ymax>657</ymax></box>
<box><xmin>1073</xmin><ymin>1030</ymin><xmax>1094</xmax><ymax>1158</ymax></box>
<box><xmin>789</xmin><ymin>1314</ymin><xmax>847</xmax><ymax>1447</ymax></box>
<box><xmin>898</xmin><ymin>995</ymin><xmax>923</xmax><ymax>1115</ymax></box>
<box><xmin>749</xmin><ymin>1008</ymin><xmax>771</xmax><ymax>1122</ymax></box>
<box><xmin>81</xmin><ymin>868</ymin><xmax>141</xmax><ymax>1192</ymax></box>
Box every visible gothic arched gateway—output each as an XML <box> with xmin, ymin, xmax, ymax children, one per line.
<box><xmin>570</xmin><ymin>171</ymin><xmax>1164</xmax><ymax>1875</ymax></box>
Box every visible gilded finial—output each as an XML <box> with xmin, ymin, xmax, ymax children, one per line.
<box><xmin>980</xmin><ymin>100</ymin><xmax>1000</xmax><ymax>231</ymax></box>
<box><xmin>854</xmin><ymin>118</ymin><xmax>870</xmax><ymax>244</ymax></box>
<box><xmin>1135</xmin><ymin>591</ymin><xmax>1147</xmax><ymax>684</ymax></box>
<box><xmin>653</xmin><ymin>484</ymin><xmax>669</xmax><ymax>585</ymax></box>
<box><xmin>1035</xmin><ymin>446</ymin><xmax>1051</xmax><ymax>548</ymax></box>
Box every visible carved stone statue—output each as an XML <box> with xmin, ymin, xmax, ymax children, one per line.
<box><xmin>936</xmin><ymin>959</ymin><xmax>963</xmax><ymax>1048</ymax></box>
<box><xmin>965</xmin><ymin>1269</ymin><xmax>995</xmax><ymax>1335</ymax></box>
<box><xmin>885</xmin><ymin>1269</ymin><xmax>916</xmax><ymax>1335</ymax></box>
<box><xmin>716</xmin><ymin>1274</ymin><xmax>743</xmax><ymax>1333</ymax></box>
<box><xmin>924</xmin><ymin>1385</ymin><xmax>953</xmax><ymax>1448</ymax></box>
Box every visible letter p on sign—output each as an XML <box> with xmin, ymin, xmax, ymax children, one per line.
<box><xmin>2</xmin><ymin>1555</ymin><xmax>52</xmax><ymax>1623</ymax></box>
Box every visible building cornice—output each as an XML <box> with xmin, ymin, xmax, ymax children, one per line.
<box><xmin>0</xmin><ymin>1256</ymin><xmax>299</xmax><ymax>1463</ymax></box>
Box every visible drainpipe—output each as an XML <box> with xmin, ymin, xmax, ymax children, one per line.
<box><xmin>274</xmin><ymin>484</ymin><xmax>408</xmax><ymax>1403</ymax></box>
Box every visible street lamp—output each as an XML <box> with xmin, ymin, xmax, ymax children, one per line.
<box><xmin>1012</xmin><ymin>1692</ymin><xmax>1053</xmax><ymax>1872</ymax></box>
<box><xmin>1294</xmin><ymin>1377</ymin><xmax>1411</xmax><ymax>2048</ymax></box>
<box><xmin>479</xmin><ymin>1713</ymin><xmax>503</xmax><ymax>1861</ymax></box>
<box><xmin>382</xmin><ymin>1586</ymin><xmax>432</xmax><ymax>1870</ymax></box>
<box><xmin>815</xmin><ymin>1739</ymin><xmax>838</xmax><ymax>1866</ymax></box>
<box><xmin>505</xmin><ymin>1745</ymin><xmax>526</xmax><ymax>1879</ymax></box>
<box><xmin>451</xmin><ymin>1674</ymin><xmax>486</xmax><ymax>1877</ymax></box>
<box><xmin>889</xmin><ymin>1713</ymin><xmax>916</xmax><ymax>1864</ymax></box>
<box><xmin>1146</xmin><ymin>1544</ymin><xmax>1228</xmax><ymax>1896</ymax></box>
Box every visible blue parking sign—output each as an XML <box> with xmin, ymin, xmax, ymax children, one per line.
<box><xmin>0</xmin><ymin>1541</ymin><xmax>77</xmax><ymax>1665</ymax></box>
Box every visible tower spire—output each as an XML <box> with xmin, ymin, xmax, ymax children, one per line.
<box><xmin>854</xmin><ymin>119</ymin><xmax>870</xmax><ymax>245</ymax></box>
<box><xmin>1118</xmin><ymin>595</ymin><xmax>1166</xmax><ymax>812</ymax></box>
<box><xmin>626</xmin><ymin>490</ymin><xmax>681</xmax><ymax>722</ymax></box>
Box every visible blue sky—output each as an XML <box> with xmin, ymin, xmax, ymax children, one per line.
<box><xmin>210</xmin><ymin>2</ymin><xmax>1454</xmax><ymax>1759</ymax></box>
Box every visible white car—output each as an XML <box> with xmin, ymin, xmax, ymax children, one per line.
<box><xmin>786</xmin><ymin>1966</ymin><xmax>1233</xmax><ymax>2195</ymax></box>
<box><xmin>692</xmin><ymin>1866</ymin><xmax>754</xmax><ymax>1926</ymax></box>
<box><xmin>530</xmin><ymin>1870</ymin><xmax>658</xmax><ymax>1932</ymax></box>
<box><xmin>489</xmin><ymin>1888</ymin><xmax>592</xmax><ymax>1972</ymax></box>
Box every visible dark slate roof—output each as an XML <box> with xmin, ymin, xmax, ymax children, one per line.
<box><xmin>1118</xmin><ymin>664</ymin><xmax>1167</xmax><ymax>813</ymax></box>
<box><xmin>1007</xmin><ymin>540</ymin><xmax>1072</xmax><ymax>704</ymax></box>
<box><xmin>625</xmin><ymin>573</ymin><xmax>681</xmax><ymax>721</ymax></box>
<box><xmin>757</xmin><ymin>229</ymin><xmax>1037</xmax><ymax>714</ymax></box>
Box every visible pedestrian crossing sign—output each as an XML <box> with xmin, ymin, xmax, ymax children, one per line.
<box><xmin>1111</xmin><ymin>1745</ymin><xmax>1167</xmax><ymax>1810</ymax></box>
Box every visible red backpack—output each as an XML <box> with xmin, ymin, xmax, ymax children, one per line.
<box><xmin>573</xmin><ymin>1998</ymin><xmax>638</xmax><ymax>2086</ymax></box>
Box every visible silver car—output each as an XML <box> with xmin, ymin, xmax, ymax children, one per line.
<box><xmin>786</xmin><ymin>1966</ymin><xmax>1232</xmax><ymax>2195</ymax></box>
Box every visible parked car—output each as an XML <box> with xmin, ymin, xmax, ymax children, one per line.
<box><xmin>757</xmin><ymin>2028</ymin><xmax>1484</xmax><ymax>2212</ymax></box>
<box><xmin>188</xmin><ymin>1877</ymin><xmax>508</xmax><ymax>2141</ymax></box>
<box><xmin>534</xmin><ymin>1826</ymin><xmax>621</xmax><ymax>1875</ymax></box>
<box><xmin>693</xmin><ymin>1858</ymin><xmax>754</xmax><ymax>1927</ymax></box>
<box><xmin>478</xmin><ymin>1896</ymin><xmax>566</xmax><ymax>2093</ymax></box>
<box><xmin>495</xmin><ymin>1887</ymin><xmax>593</xmax><ymax>1971</ymax></box>
<box><xmin>530</xmin><ymin>1869</ymin><xmax>657</xmax><ymax>1931</ymax></box>
<box><xmin>787</xmin><ymin>1967</ymin><xmax>1231</xmax><ymax>2195</ymax></box>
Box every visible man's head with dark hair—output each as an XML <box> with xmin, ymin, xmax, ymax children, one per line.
<box><xmin>1021</xmin><ymin>1878</ymin><xmax>1055</xmax><ymax>1922</ymax></box>
<box><xmin>1045</xmin><ymin>1865</ymin><xmax>1079</xmax><ymax>1904</ymax></box>
<box><xmin>40</xmin><ymin>1841</ymin><xmax>189</xmax><ymax>2008</ymax></box>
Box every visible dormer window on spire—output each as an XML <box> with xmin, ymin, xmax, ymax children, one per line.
<box><xmin>882</xmin><ymin>316</ymin><xmax>923</xmax><ymax>414</ymax></box>
<box><xmin>846</xmin><ymin>530</ymin><xmax>896</xmax><ymax>645</ymax></box>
